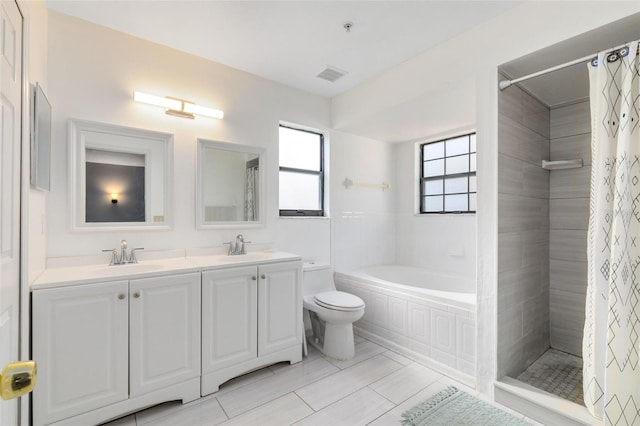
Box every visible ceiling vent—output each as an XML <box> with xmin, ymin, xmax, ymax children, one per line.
<box><xmin>317</xmin><ymin>66</ymin><xmax>348</xmax><ymax>83</ymax></box>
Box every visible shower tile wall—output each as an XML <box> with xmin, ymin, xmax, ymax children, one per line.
<box><xmin>497</xmin><ymin>83</ymin><xmax>550</xmax><ymax>378</ymax></box>
<box><xmin>549</xmin><ymin>100</ymin><xmax>591</xmax><ymax>357</ymax></box>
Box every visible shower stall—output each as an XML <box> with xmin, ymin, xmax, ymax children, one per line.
<box><xmin>495</xmin><ymin>73</ymin><xmax>590</xmax><ymax>405</ymax></box>
<box><xmin>493</xmin><ymin>16</ymin><xmax>640</xmax><ymax>425</ymax></box>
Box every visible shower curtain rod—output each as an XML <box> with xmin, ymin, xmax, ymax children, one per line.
<box><xmin>499</xmin><ymin>41</ymin><xmax>635</xmax><ymax>90</ymax></box>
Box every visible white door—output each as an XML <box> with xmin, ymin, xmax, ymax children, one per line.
<box><xmin>0</xmin><ymin>0</ymin><xmax>23</xmax><ymax>424</ymax></box>
<box><xmin>202</xmin><ymin>267</ymin><xmax>257</xmax><ymax>373</ymax></box>
<box><xmin>129</xmin><ymin>273</ymin><xmax>201</xmax><ymax>396</ymax></box>
<box><xmin>257</xmin><ymin>262</ymin><xmax>302</xmax><ymax>356</ymax></box>
<box><xmin>31</xmin><ymin>282</ymin><xmax>129</xmax><ymax>426</ymax></box>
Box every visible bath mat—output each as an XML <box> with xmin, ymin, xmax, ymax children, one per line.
<box><xmin>401</xmin><ymin>386</ymin><xmax>529</xmax><ymax>425</ymax></box>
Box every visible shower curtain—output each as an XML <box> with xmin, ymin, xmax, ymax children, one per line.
<box><xmin>244</xmin><ymin>166</ymin><xmax>258</xmax><ymax>221</ymax></box>
<box><xmin>584</xmin><ymin>40</ymin><xmax>640</xmax><ymax>424</ymax></box>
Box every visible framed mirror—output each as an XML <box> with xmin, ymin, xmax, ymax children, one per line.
<box><xmin>69</xmin><ymin>119</ymin><xmax>173</xmax><ymax>231</ymax></box>
<box><xmin>197</xmin><ymin>139</ymin><xmax>265</xmax><ymax>229</ymax></box>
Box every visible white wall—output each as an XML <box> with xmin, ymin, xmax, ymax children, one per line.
<box><xmin>330</xmin><ymin>130</ymin><xmax>396</xmax><ymax>272</ymax></box>
<box><xmin>21</xmin><ymin>0</ymin><xmax>48</xmax><ymax>283</ymax></box>
<box><xmin>46</xmin><ymin>11</ymin><xmax>331</xmax><ymax>261</ymax></box>
<box><xmin>19</xmin><ymin>1</ymin><xmax>49</xmax><ymax>422</ymax></box>
<box><xmin>331</xmin><ymin>1</ymin><xmax>640</xmax><ymax>393</ymax></box>
<box><xmin>395</xmin><ymin>138</ymin><xmax>476</xmax><ymax>278</ymax></box>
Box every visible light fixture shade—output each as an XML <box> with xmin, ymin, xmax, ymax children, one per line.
<box><xmin>134</xmin><ymin>91</ymin><xmax>223</xmax><ymax>120</ymax></box>
<box><xmin>134</xmin><ymin>91</ymin><xmax>181</xmax><ymax>110</ymax></box>
<box><xmin>183</xmin><ymin>102</ymin><xmax>224</xmax><ymax>119</ymax></box>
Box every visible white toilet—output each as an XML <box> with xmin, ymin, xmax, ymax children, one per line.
<box><xmin>302</xmin><ymin>262</ymin><xmax>365</xmax><ymax>360</ymax></box>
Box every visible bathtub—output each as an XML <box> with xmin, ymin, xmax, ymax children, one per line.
<box><xmin>335</xmin><ymin>265</ymin><xmax>476</xmax><ymax>384</ymax></box>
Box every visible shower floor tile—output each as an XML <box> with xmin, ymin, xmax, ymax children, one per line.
<box><xmin>516</xmin><ymin>349</ymin><xmax>584</xmax><ymax>406</ymax></box>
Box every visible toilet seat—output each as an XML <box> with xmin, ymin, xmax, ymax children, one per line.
<box><xmin>314</xmin><ymin>291</ymin><xmax>364</xmax><ymax>312</ymax></box>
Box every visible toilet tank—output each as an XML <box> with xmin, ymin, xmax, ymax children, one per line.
<box><xmin>302</xmin><ymin>262</ymin><xmax>336</xmax><ymax>296</ymax></box>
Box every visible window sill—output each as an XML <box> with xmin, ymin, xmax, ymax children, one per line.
<box><xmin>414</xmin><ymin>212</ymin><xmax>476</xmax><ymax>217</ymax></box>
<box><xmin>279</xmin><ymin>215</ymin><xmax>331</xmax><ymax>220</ymax></box>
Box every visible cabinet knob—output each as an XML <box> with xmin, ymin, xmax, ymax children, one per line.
<box><xmin>261</xmin><ymin>274</ymin><xmax>266</xmax><ymax>279</ymax></box>
<box><xmin>251</xmin><ymin>276</ymin><xmax>257</xmax><ymax>281</ymax></box>
<box><xmin>117</xmin><ymin>294</ymin><xmax>126</xmax><ymax>300</ymax></box>
<box><xmin>133</xmin><ymin>292</ymin><xmax>140</xmax><ymax>298</ymax></box>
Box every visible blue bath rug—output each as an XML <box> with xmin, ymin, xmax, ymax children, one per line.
<box><xmin>401</xmin><ymin>386</ymin><xmax>529</xmax><ymax>425</ymax></box>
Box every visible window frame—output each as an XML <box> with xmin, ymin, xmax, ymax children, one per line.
<box><xmin>278</xmin><ymin>124</ymin><xmax>325</xmax><ymax>217</ymax></box>
<box><xmin>419</xmin><ymin>132</ymin><xmax>476</xmax><ymax>214</ymax></box>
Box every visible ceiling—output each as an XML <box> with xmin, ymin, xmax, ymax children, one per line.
<box><xmin>46</xmin><ymin>0</ymin><xmax>519</xmax><ymax>99</ymax></box>
<box><xmin>500</xmin><ymin>12</ymin><xmax>640</xmax><ymax>108</ymax></box>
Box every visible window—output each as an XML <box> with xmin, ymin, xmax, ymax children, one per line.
<box><xmin>420</xmin><ymin>133</ymin><xmax>476</xmax><ymax>214</ymax></box>
<box><xmin>279</xmin><ymin>125</ymin><xmax>324</xmax><ymax>216</ymax></box>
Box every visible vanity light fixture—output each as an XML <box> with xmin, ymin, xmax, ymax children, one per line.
<box><xmin>111</xmin><ymin>193</ymin><xmax>119</xmax><ymax>204</ymax></box>
<box><xmin>133</xmin><ymin>91</ymin><xmax>224</xmax><ymax>120</ymax></box>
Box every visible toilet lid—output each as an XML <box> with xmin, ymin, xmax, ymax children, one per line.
<box><xmin>314</xmin><ymin>291</ymin><xmax>365</xmax><ymax>311</ymax></box>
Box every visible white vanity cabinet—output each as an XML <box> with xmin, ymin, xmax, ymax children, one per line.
<box><xmin>129</xmin><ymin>273</ymin><xmax>201</xmax><ymax>396</ymax></box>
<box><xmin>32</xmin><ymin>273</ymin><xmax>201</xmax><ymax>426</ymax></box>
<box><xmin>32</xmin><ymin>280</ymin><xmax>129</xmax><ymax>425</ymax></box>
<box><xmin>201</xmin><ymin>260</ymin><xmax>302</xmax><ymax>395</ymax></box>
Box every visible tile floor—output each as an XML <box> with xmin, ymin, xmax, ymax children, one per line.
<box><xmin>516</xmin><ymin>349</ymin><xmax>584</xmax><ymax>405</ymax></box>
<box><xmin>104</xmin><ymin>336</ymin><xmax>541</xmax><ymax>425</ymax></box>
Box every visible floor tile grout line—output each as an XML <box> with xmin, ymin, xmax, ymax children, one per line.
<box><xmin>298</xmin><ymin>381</ymin><xmax>396</xmax><ymax>420</ymax></box>
<box><xmin>290</xmin><ymin>390</ymin><xmax>321</xmax><ymax>425</ymax></box>
<box><xmin>213</xmin><ymin>396</ymin><xmax>231</xmax><ymax>423</ymax></box>
<box><xmin>369</xmin><ymin>373</ymin><xmax>443</xmax><ymax>408</ymax></box>
<box><xmin>124</xmin><ymin>340</ymin><xmax>435</xmax><ymax>426</ymax></box>
<box><xmin>299</xmin><ymin>358</ymin><xmax>405</xmax><ymax>412</ymax></box>
<box><xmin>220</xmin><ymin>361</ymin><xmax>342</xmax><ymax>419</ymax></box>
<box><xmin>279</xmin><ymin>355</ymin><xmax>405</xmax><ymax>416</ymax></box>
<box><xmin>293</xmin><ymin>390</ymin><xmax>319</xmax><ymax>413</ymax></box>
<box><xmin>323</xmin><ymin>350</ymin><xmax>385</xmax><ymax>370</ymax></box>
<box><xmin>380</xmin><ymin>349</ymin><xmax>411</xmax><ymax>364</ymax></box>
<box><xmin>366</xmin><ymin>384</ymin><xmax>400</xmax><ymax>406</ymax></box>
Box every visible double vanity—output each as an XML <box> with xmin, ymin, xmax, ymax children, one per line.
<box><xmin>31</xmin><ymin>249</ymin><xmax>303</xmax><ymax>426</ymax></box>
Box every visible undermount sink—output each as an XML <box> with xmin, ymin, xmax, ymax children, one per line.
<box><xmin>89</xmin><ymin>263</ymin><xmax>164</xmax><ymax>276</ymax></box>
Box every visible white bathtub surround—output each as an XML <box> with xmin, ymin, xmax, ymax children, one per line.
<box><xmin>584</xmin><ymin>40</ymin><xmax>640</xmax><ymax>422</ymax></box>
<box><xmin>335</xmin><ymin>265</ymin><xmax>476</xmax><ymax>386</ymax></box>
<box><xmin>332</xmin><ymin>212</ymin><xmax>396</xmax><ymax>272</ymax></box>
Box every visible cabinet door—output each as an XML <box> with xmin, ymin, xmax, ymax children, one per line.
<box><xmin>202</xmin><ymin>267</ymin><xmax>257</xmax><ymax>373</ymax></box>
<box><xmin>32</xmin><ymin>281</ymin><xmax>129</xmax><ymax>425</ymax></box>
<box><xmin>258</xmin><ymin>262</ymin><xmax>302</xmax><ymax>356</ymax></box>
<box><xmin>129</xmin><ymin>272</ymin><xmax>201</xmax><ymax>396</ymax></box>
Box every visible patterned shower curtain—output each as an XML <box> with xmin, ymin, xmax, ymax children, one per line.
<box><xmin>583</xmin><ymin>40</ymin><xmax>640</xmax><ymax>425</ymax></box>
<box><xmin>244</xmin><ymin>166</ymin><xmax>258</xmax><ymax>221</ymax></box>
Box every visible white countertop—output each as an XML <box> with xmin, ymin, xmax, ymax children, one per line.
<box><xmin>187</xmin><ymin>249</ymin><xmax>301</xmax><ymax>269</ymax></box>
<box><xmin>31</xmin><ymin>250</ymin><xmax>302</xmax><ymax>290</ymax></box>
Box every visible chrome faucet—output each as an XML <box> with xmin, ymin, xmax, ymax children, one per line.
<box><xmin>224</xmin><ymin>234</ymin><xmax>251</xmax><ymax>255</ymax></box>
<box><xmin>120</xmin><ymin>240</ymin><xmax>128</xmax><ymax>264</ymax></box>
<box><xmin>102</xmin><ymin>240</ymin><xmax>144</xmax><ymax>265</ymax></box>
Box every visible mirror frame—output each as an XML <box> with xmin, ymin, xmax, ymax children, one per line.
<box><xmin>31</xmin><ymin>82</ymin><xmax>52</xmax><ymax>191</ymax></box>
<box><xmin>69</xmin><ymin>119</ymin><xmax>174</xmax><ymax>231</ymax></box>
<box><xmin>196</xmin><ymin>138</ymin><xmax>265</xmax><ymax>229</ymax></box>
